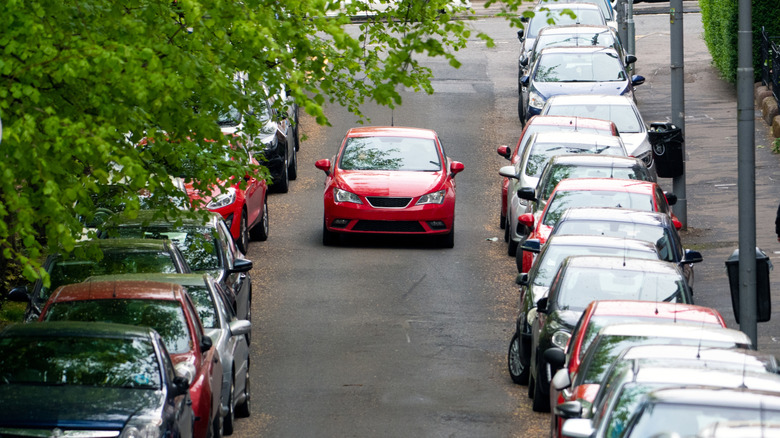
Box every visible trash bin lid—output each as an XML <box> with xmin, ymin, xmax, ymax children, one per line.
<box><xmin>727</xmin><ymin>247</ymin><xmax>770</xmax><ymax>262</ymax></box>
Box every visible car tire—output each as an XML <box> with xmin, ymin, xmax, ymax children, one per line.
<box><xmin>273</xmin><ymin>154</ymin><xmax>290</xmax><ymax>193</ymax></box>
<box><xmin>508</xmin><ymin>238</ymin><xmax>518</xmax><ymax>257</ymax></box>
<box><xmin>500</xmin><ymin>214</ymin><xmax>506</xmax><ymax>230</ymax></box>
<box><xmin>235</xmin><ymin>359</ymin><xmax>251</xmax><ymax>418</ymax></box>
<box><xmin>504</xmin><ymin>220</ymin><xmax>510</xmax><ymax>242</ymax></box>
<box><xmin>249</xmin><ymin>196</ymin><xmax>269</xmax><ymax>242</ymax></box>
<box><xmin>515</xmin><ymin>247</ymin><xmax>524</xmax><ymax>273</ymax></box>
<box><xmin>223</xmin><ymin>378</ymin><xmax>235</xmax><ymax>435</ymax></box>
<box><xmin>292</xmin><ymin>107</ymin><xmax>301</xmax><ymax>151</ymax></box>
<box><xmin>528</xmin><ymin>370</ymin><xmax>535</xmax><ymax>398</ymax></box>
<box><xmin>518</xmin><ymin>96</ymin><xmax>525</xmax><ymax>122</ymax></box>
<box><xmin>288</xmin><ymin>144</ymin><xmax>298</xmax><ymax>181</ymax></box>
<box><xmin>507</xmin><ymin>332</ymin><xmax>529</xmax><ymax>385</ymax></box>
<box><xmin>532</xmin><ymin>353</ymin><xmax>551</xmax><ymax>412</ymax></box>
<box><xmin>439</xmin><ymin>227</ymin><xmax>455</xmax><ymax>249</ymax></box>
<box><xmin>322</xmin><ymin>219</ymin><xmax>339</xmax><ymax>246</ymax></box>
<box><xmin>213</xmin><ymin>411</ymin><xmax>223</xmax><ymax>438</ymax></box>
<box><xmin>236</xmin><ymin>210</ymin><xmax>250</xmax><ymax>255</ymax></box>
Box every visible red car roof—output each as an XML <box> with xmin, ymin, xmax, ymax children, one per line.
<box><xmin>345</xmin><ymin>126</ymin><xmax>438</xmax><ymax>139</ymax></box>
<box><xmin>46</xmin><ymin>280</ymin><xmax>183</xmax><ymax>303</ymax></box>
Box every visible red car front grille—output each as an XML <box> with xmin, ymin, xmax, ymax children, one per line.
<box><xmin>366</xmin><ymin>197</ymin><xmax>412</xmax><ymax>208</ymax></box>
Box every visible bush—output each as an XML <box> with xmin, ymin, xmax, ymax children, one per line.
<box><xmin>700</xmin><ymin>0</ymin><xmax>780</xmax><ymax>83</ymax></box>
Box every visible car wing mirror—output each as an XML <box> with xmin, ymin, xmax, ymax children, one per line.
<box><xmin>200</xmin><ymin>335</ymin><xmax>213</xmax><ymax>352</ymax></box>
<box><xmin>449</xmin><ymin>161</ymin><xmax>465</xmax><ymax>177</ymax></box>
<box><xmin>516</xmin><ymin>187</ymin><xmax>537</xmax><ymax>202</ymax></box>
<box><xmin>497</xmin><ymin>145</ymin><xmax>512</xmax><ymax>160</ymax></box>
<box><xmin>625</xmin><ymin>54</ymin><xmax>638</xmax><ymax>65</ymax></box>
<box><xmin>521</xmin><ymin>238</ymin><xmax>541</xmax><ymax>253</ymax></box>
<box><xmin>551</xmin><ymin>367</ymin><xmax>571</xmax><ymax>391</ymax></box>
<box><xmin>228</xmin><ymin>319</ymin><xmax>251</xmax><ymax>337</ymax></box>
<box><xmin>664</xmin><ymin>191</ymin><xmax>678</xmax><ymax>206</ymax></box>
<box><xmin>536</xmin><ymin>297</ymin><xmax>548</xmax><ymax>314</ymax></box>
<box><xmin>172</xmin><ymin>375</ymin><xmax>191</xmax><ymax>396</ymax></box>
<box><xmin>520</xmin><ymin>75</ymin><xmax>530</xmax><ymax>87</ymax></box>
<box><xmin>520</xmin><ymin>57</ymin><xmax>529</xmax><ymax>67</ymax></box>
<box><xmin>518</xmin><ymin>213</ymin><xmax>535</xmax><ymax>229</ymax></box>
<box><xmin>7</xmin><ymin>285</ymin><xmax>30</xmax><ymax>303</ymax></box>
<box><xmin>631</xmin><ymin>75</ymin><xmax>646</xmax><ymax>86</ymax></box>
<box><xmin>556</xmin><ymin>401</ymin><xmax>584</xmax><ymax>420</ymax></box>
<box><xmin>545</xmin><ymin>347</ymin><xmax>566</xmax><ymax>370</ymax></box>
<box><xmin>499</xmin><ymin>165</ymin><xmax>518</xmax><ymax>179</ymax></box>
<box><xmin>231</xmin><ymin>258</ymin><xmax>253</xmax><ymax>273</ymax></box>
<box><xmin>516</xmin><ymin>272</ymin><xmax>529</xmax><ymax>286</ymax></box>
<box><xmin>315</xmin><ymin>158</ymin><xmax>332</xmax><ymax>176</ymax></box>
<box><xmin>682</xmin><ymin>249</ymin><xmax>703</xmax><ymax>264</ymax></box>
<box><xmin>517</xmin><ymin>28</ymin><xmax>525</xmax><ymax>40</ymax></box>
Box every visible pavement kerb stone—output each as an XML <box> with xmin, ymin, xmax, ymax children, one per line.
<box><xmin>756</xmin><ymin>86</ymin><xmax>773</xmax><ymax>107</ymax></box>
<box><xmin>773</xmin><ymin>115</ymin><xmax>780</xmax><ymax>139</ymax></box>
<box><xmin>762</xmin><ymin>96</ymin><xmax>779</xmax><ymax>126</ymax></box>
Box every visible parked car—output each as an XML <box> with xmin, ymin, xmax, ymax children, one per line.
<box><xmin>498</xmin><ymin>132</ymin><xmax>628</xmax><ymax>256</ymax></box>
<box><xmin>521</xmin><ymin>25</ymin><xmax>627</xmax><ymax>76</ymax></box>
<box><xmin>559</xmin><ymin>350</ymin><xmax>780</xmax><ymax>438</ymax></box>
<box><xmin>515</xmin><ymin>178</ymin><xmax>678</xmax><ymax>273</ymax></box>
<box><xmin>7</xmin><ymin>238</ymin><xmax>191</xmax><ymax>321</ymax></box>
<box><xmin>508</xmin><ymin>235</ymin><xmax>662</xmax><ymax>385</ymax></box>
<box><xmin>538</xmin><ymin>0</ymin><xmax>618</xmax><ymax>32</ymax></box>
<box><xmin>589</xmin><ymin>386</ymin><xmax>780</xmax><ymax>438</ymax></box>
<box><xmin>184</xmin><ymin>143</ymin><xmax>269</xmax><ymax>254</ymax></box>
<box><xmin>545</xmin><ymin>300</ymin><xmax>727</xmax><ymax>437</ymax></box>
<box><xmin>38</xmin><ymin>280</ymin><xmax>223</xmax><ymax>438</ymax></box>
<box><xmin>315</xmin><ymin>126</ymin><xmax>464</xmax><ymax>248</ymax></box>
<box><xmin>551</xmin><ymin>207</ymin><xmax>700</xmax><ymax>286</ymax></box>
<box><xmin>0</xmin><ymin>321</ymin><xmax>195</xmax><ymax>438</ymax></box>
<box><xmin>517</xmin><ymin>3</ymin><xmax>608</xmax><ymax>98</ymax></box>
<box><xmin>541</xmin><ymin>94</ymin><xmax>655</xmax><ymax>173</ymax></box>
<box><xmin>519</xmin><ymin>46</ymin><xmax>642</xmax><ymax>122</ymax></box>
<box><xmin>554</xmin><ymin>322</ymin><xmax>752</xmax><ymax>433</ymax></box>
<box><xmin>496</xmin><ymin>115</ymin><xmax>619</xmax><ymax>230</ymax></box>
<box><xmin>98</xmin><ymin>210</ymin><xmax>254</xmax><ymax>334</ymax></box>
<box><xmin>527</xmin><ymin>256</ymin><xmax>694</xmax><ymax>412</ymax></box>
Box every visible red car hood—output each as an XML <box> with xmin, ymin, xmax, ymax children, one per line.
<box><xmin>171</xmin><ymin>350</ymin><xmax>197</xmax><ymax>368</ymax></box>
<box><xmin>185</xmin><ymin>180</ymin><xmax>232</xmax><ymax>204</ymax></box>
<box><xmin>335</xmin><ymin>170</ymin><xmax>444</xmax><ymax>197</ymax></box>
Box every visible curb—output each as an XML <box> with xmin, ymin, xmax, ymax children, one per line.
<box><xmin>755</xmin><ymin>82</ymin><xmax>780</xmax><ymax>142</ymax></box>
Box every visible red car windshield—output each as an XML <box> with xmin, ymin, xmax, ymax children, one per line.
<box><xmin>339</xmin><ymin>136</ymin><xmax>441</xmax><ymax>171</ymax></box>
<box><xmin>543</xmin><ymin>190</ymin><xmax>654</xmax><ymax>226</ymax></box>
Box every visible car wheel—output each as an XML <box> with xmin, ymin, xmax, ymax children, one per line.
<box><xmin>273</xmin><ymin>154</ymin><xmax>290</xmax><ymax>193</ymax></box>
<box><xmin>322</xmin><ymin>218</ymin><xmax>339</xmax><ymax>246</ymax></box>
<box><xmin>288</xmin><ymin>143</ymin><xmax>298</xmax><ymax>181</ymax></box>
<box><xmin>532</xmin><ymin>353</ymin><xmax>551</xmax><ymax>412</ymax></box>
<box><xmin>518</xmin><ymin>97</ymin><xmax>525</xmax><ymax>124</ymax></box>
<box><xmin>515</xmin><ymin>247</ymin><xmax>524</xmax><ymax>273</ymax></box>
<box><xmin>292</xmin><ymin>107</ymin><xmax>301</xmax><ymax>151</ymax></box>
<box><xmin>500</xmin><ymin>213</ymin><xmax>506</xmax><ymax>230</ymax></box>
<box><xmin>508</xmin><ymin>237</ymin><xmax>518</xmax><ymax>257</ymax></box>
<box><xmin>507</xmin><ymin>332</ymin><xmax>529</xmax><ymax>384</ymax></box>
<box><xmin>235</xmin><ymin>359</ymin><xmax>251</xmax><ymax>418</ymax></box>
<box><xmin>527</xmin><ymin>369</ymin><xmax>535</xmax><ymax>398</ymax></box>
<box><xmin>504</xmin><ymin>219</ymin><xmax>510</xmax><ymax>242</ymax></box>
<box><xmin>439</xmin><ymin>227</ymin><xmax>454</xmax><ymax>249</ymax></box>
<box><xmin>249</xmin><ymin>196</ymin><xmax>269</xmax><ymax>242</ymax></box>
<box><xmin>213</xmin><ymin>410</ymin><xmax>223</xmax><ymax>438</ymax></box>
<box><xmin>236</xmin><ymin>210</ymin><xmax>250</xmax><ymax>254</ymax></box>
<box><xmin>223</xmin><ymin>378</ymin><xmax>235</xmax><ymax>435</ymax></box>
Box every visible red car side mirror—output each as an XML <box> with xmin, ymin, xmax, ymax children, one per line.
<box><xmin>497</xmin><ymin>145</ymin><xmax>511</xmax><ymax>160</ymax></box>
<box><xmin>315</xmin><ymin>159</ymin><xmax>331</xmax><ymax>175</ymax></box>
<box><xmin>518</xmin><ymin>213</ymin><xmax>534</xmax><ymax>229</ymax></box>
<box><xmin>450</xmin><ymin>161</ymin><xmax>465</xmax><ymax>176</ymax></box>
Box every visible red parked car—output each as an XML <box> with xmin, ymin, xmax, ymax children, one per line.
<box><xmin>186</xmin><ymin>144</ymin><xmax>268</xmax><ymax>255</ymax></box>
<box><xmin>39</xmin><ymin>280</ymin><xmax>224</xmax><ymax>438</ymax></box>
<box><xmin>315</xmin><ymin>126</ymin><xmax>465</xmax><ymax>247</ymax></box>
<box><xmin>495</xmin><ymin>115</ymin><xmax>619</xmax><ymax>229</ymax></box>
<box><xmin>546</xmin><ymin>300</ymin><xmax>726</xmax><ymax>438</ymax></box>
<box><xmin>516</xmin><ymin>178</ymin><xmax>679</xmax><ymax>273</ymax></box>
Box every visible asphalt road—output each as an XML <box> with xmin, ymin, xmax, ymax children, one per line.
<box><xmin>230</xmin><ymin>8</ymin><xmax>780</xmax><ymax>438</ymax></box>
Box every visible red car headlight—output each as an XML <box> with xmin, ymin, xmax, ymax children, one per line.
<box><xmin>207</xmin><ymin>187</ymin><xmax>237</xmax><ymax>210</ymax></box>
<box><xmin>334</xmin><ymin>188</ymin><xmax>362</xmax><ymax>204</ymax></box>
<box><xmin>416</xmin><ymin>190</ymin><xmax>446</xmax><ymax>205</ymax></box>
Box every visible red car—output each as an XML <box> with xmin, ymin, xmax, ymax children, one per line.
<box><xmin>186</xmin><ymin>144</ymin><xmax>268</xmax><ymax>255</ymax></box>
<box><xmin>547</xmin><ymin>300</ymin><xmax>726</xmax><ymax>438</ymax></box>
<box><xmin>495</xmin><ymin>115</ymin><xmax>618</xmax><ymax>229</ymax></box>
<box><xmin>39</xmin><ymin>280</ymin><xmax>224</xmax><ymax>438</ymax></box>
<box><xmin>315</xmin><ymin>126</ymin><xmax>465</xmax><ymax>247</ymax></box>
<box><xmin>516</xmin><ymin>178</ymin><xmax>679</xmax><ymax>273</ymax></box>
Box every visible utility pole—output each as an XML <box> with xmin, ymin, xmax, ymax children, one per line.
<box><xmin>670</xmin><ymin>0</ymin><xmax>687</xmax><ymax>229</ymax></box>
<box><xmin>617</xmin><ymin>0</ymin><xmax>627</xmax><ymax>50</ymax></box>
<box><xmin>737</xmin><ymin>0</ymin><xmax>757</xmax><ymax>349</ymax></box>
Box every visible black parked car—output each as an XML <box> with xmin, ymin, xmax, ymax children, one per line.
<box><xmin>98</xmin><ymin>210</ymin><xmax>253</xmax><ymax>330</ymax></box>
<box><xmin>0</xmin><ymin>321</ymin><xmax>194</xmax><ymax>437</ymax></box>
<box><xmin>7</xmin><ymin>238</ymin><xmax>191</xmax><ymax>321</ymax></box>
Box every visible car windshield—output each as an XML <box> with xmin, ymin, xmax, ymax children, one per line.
<box><xmin>535</xmin><ymin>31</ymin><xmax>617</xmax><ymax>55</ymax></box>
<box><xmin>628</xmin><ymin>403</ymin><xmax>780</xmax><ymax>438</ymax></box>
<box><xmin>107</xmin><ymin>226</ymin><xmax>220</xmax><ymax>272</ymax></box>
<box><xmin>41</xmin><ymin>251</ymin><xmax>179</xmax><ymax>302</ymax></box>
<box><xmin>525</xmin><ymin>142</ymin><xmax>625</xmax><ymax>177</ymax></box>
<box><xmin>534</xmin><ymin>51</ymin><xmax>625</xmax><ymax>82</ymax></box>
<box><xmin>532</xmin><ymin>245</ymin><xmax>658</xmax><ymax>287</ymax></box>
<box><xmin>599</xmin><ymin>382</ymin><xmax>664</xmax><ymax>438</ymax></box>
<box><xmin>528</xmin><ymin>9</ymin><xmax>606</xmax><ymax>37</ymax></box>
<box><xmin>217</xmin><ymin>100</ymin><xmax>272</xmax><ymax>127</ymax></box>
<box><xmin>543</xmin><ymin>189</ymin><xmax>654</xmax><ymax>226</ymax></box>
<box><xmin>43</xmin><ymin>299</ymin><xmax>192</xmax><ymax>354</ymax></box>
<box><xmin>544</xmin><ymin>103</ymin><xmax>643</xmax><ymax>133</ymax></box>
<box><xmin>540</xmin><ymin>163</ymin><xmax>650</xmax><ymax>200</ymax></box>
<box><xmin>554</xmin><ymin>266</ymin><xmax>687</xmax><ymax>311</ymax></box>
<box><xmin>555</xmin><ymin>220</ymin><xmax>675</xmax><ymax>262</ymax></box>
<box><xmin>541</xmin><ymin>0</ymin><xmax>613</xmax><ymax>20</ymax></box>
<box><xmin>0</xmin><ymin>335</ymin><xmax>161</xmax><ymax>389</ymax></box>
<box><xmin>186</xmin><ymin>285</ymin><xmax>219</xmax><ymax>329</ymax></box>
<box><xmin>339</xmin><ymin>136</ymin><xmax>441</xmax><ymax>171</ymax></box>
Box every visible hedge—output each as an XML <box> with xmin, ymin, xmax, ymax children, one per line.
<box><xmin>699</xmin><ymin>0</ymin><xmax>780</xmax><ymax>83</ymax></box>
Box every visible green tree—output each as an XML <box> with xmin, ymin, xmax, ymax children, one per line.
<box><xmin>2</xmin><ymin>0</ymin><xmax>524</xmax><ymax>287</ymax></box>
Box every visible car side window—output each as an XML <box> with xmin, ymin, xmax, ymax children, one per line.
<box><xmin>215</xmin><ymin>282</ymin><xmax>237</xmax><ymax>320</ymax></box>
<box><xmin>158</xmin><ymin>335</ymin><xmax>177</xmax><ymax>385</ymax></box>
<box><xmin>184</xmin><ymin>295</ymin><xmax>205</xmax><ymax>346</ymax></box>
<box><xmin>655</xmin><ymin>187</ymin><xmax>669</xmax><ymax>214</ymax></box>
<box><xmin>218</xmin><ymin>220</ymin><xmax>236</xmax><ymax>269</ymax></box>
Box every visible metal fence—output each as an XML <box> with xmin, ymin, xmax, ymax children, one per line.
<box><xmin>761</xmin><ymin>26</ymin><xmax>780</xmax><ymax>106</ymax></box>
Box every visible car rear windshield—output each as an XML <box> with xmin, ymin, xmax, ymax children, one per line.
<box><xmin>535</xmin><ymin>30</ymin><xmax>617</xmax><ymax>55</ymax></box>
<box><xmin>43</xmin><ymin>299</ymin><xmax>191</xmax><ymax>354</ymax></box>
<box><xmin>528</xmin><ymin>9</ymin><xmax>606</xmax><ymax>37</ymax></box>
<box><xmin>0</xmin><ymin>335</ymin><xmax>161</xmax><ymax>389</ymax></box>
<box><xmin>41</xmin><ymin>251</ymin><xmax>179</xmax><ymax>301</ymax></box>
<box><xmin>339</xmin><ymin>136</ymin><xmax>441</xmax><ymax>171</ymax></box>
<box><xmin>532</xmin><ymin>245</ymin><xmax>658</xmax><ymax>287</ymax></box>
<box><xmin>554</xmin><ymin>267</ymin><xmax>688</xmax><ymax>311</ymax></box>
<box><xmin>540</xmin><ymin>163</ymin><xmax>650</xmax><ymax>200</ymax></box>
<box><xmin>534</xmin><ymin>51</ymin><xmax>625</xmax><ymax>82</ymax></box>
<box><xmin>543</xmin><ymin>190</ymin><xmax>654</xmax><ymax>226</ymax></box>
<box><xmin>526</xmin><ymin>142</ymin><xmax>625</xmax><ymax>177</ymax></box>
<box><xmin>554</xmin><ymin>220</ymin><xmax>675</xmax><ymax>262</ymax></box>
<box><xmin>544</xmin><ymin>104</ymin><xmax>642</xmax><ymax>133</ymax></box>
<box><xmin>106</xmin><ymin>226</ymin><xmax>220</xmax><ymax>272</ymax></box>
